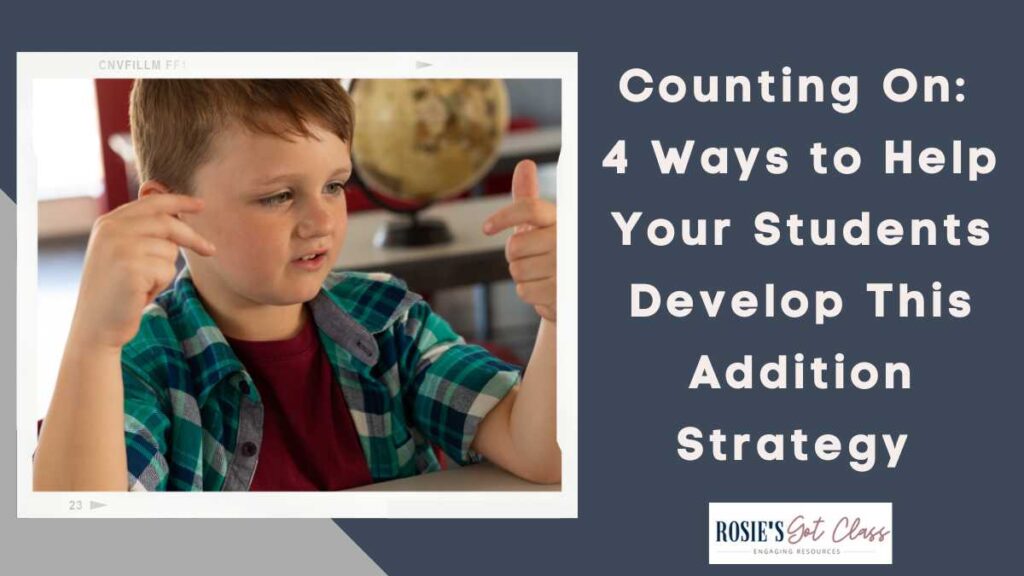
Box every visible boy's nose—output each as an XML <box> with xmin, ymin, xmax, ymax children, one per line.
<box><xmin>296</xmin><ymin>198</ymin><xmax>336</xmax><ymax>239</ymax></box>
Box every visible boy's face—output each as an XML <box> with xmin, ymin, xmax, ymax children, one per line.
<box><xmin>181</xmin><ymin>119</ymin><xmax>351</xmax><ymax>311</ymax></box>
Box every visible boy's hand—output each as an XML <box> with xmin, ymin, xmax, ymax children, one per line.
<box><xmin>70</xmin><ymin>193</ymin><xmax>216</xmax><ymax>350</ymax></box>
<box><xmin>483</xmin><ymin>160</ymin><xmax>557</xmax><ymax>322</ymax></box>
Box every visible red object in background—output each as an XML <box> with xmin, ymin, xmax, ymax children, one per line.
<box><xmin>95</xmin><ymin>79</ymin><xmax>135</xmax><ymax>213</ymax></box>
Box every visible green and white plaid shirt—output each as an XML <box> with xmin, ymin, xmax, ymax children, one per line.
<box><xmin>122</xmin><ymin>267</ymin><xmax>522</xmax><ymax>491</ymax></box>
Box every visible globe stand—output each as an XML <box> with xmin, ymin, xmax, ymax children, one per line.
<box><xmin>361</xmin><ymin>186</ymin><xmax>454</xmax><ymax>248</ymax></box>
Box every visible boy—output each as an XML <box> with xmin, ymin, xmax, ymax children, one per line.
<box><xmin>33</xmin><ymin>79</ymin><xmax>559</xmax><ymax>491</ymax></box>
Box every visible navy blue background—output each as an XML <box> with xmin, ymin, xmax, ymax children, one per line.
<box><xmin>4</xmin><ymin>1</ymin><xmax>1021</xmax><ymax>573</ymax></box>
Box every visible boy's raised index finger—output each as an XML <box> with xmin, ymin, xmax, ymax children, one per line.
<box><xmin>511</xmin><ymin>159</ymin><xmax>540</xmax><ymax>201</ymax></box>
<box><xmin>150</xmin><ymin>214</ymin><xmax>216</xmax><ymax>256</ymax></box>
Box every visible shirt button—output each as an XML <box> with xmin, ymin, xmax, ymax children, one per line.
<box><xmin>240</xmin><ymin>442</ymin><xmax>258</xmax><ymax>457</ymax></box>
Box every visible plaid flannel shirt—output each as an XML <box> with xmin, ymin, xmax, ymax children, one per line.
<box><xmin>122</xmin><ymin>267</ymin><xmax>522</xmax><ymax>491</ymax></box>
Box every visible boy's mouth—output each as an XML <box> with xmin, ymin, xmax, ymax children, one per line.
<box><xmin>292</xmin><ymin>248</ymin><xmax>329</xmax><ymax>270</ymax></box>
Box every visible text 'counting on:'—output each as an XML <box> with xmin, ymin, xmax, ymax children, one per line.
<box><xmin>619</xmin><ymin>67</ymin><xmax>970</xmax><ymax>113</ymax></box>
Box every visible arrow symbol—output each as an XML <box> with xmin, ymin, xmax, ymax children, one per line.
<box><xmin>89</xmin><ymin>500</ymin><xmax>107</xmax><ymax>510</ymax></box>
<box><xmin>415</xmin><ymin>61</ymin><xmax>432</xmax><ymax>69</ymax></box>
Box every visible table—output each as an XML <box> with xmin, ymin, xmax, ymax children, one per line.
<box><xmin>350</xmin><ymin>461</ymin><xmax>560</xmax><ymax>491</ymax></box>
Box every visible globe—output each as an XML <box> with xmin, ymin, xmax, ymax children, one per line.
<box><xmin>350</xmin><ymin>79</ymin><xmax>510</xmax><ymax>203</ymax></box>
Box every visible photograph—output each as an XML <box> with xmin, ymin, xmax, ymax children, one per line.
<box><xmin>29</xmin><ymin>71</ymin><xmax>565</xmax><ymax>495</ymax></box>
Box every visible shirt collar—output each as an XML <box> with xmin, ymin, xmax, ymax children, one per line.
<box><xmin>165</xmin><ymin>267</ymin><xmax>420</xmax><ymax>403</ymax></box>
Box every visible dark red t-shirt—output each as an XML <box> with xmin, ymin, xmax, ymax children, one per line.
<box><xmin>226</xmin><ymin>311</ymin><xmax>372</xmax><ymax>491</ymax></box>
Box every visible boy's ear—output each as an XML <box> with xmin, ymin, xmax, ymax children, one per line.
<box><xmin>137</xmin><ymin>179</ymin><xmax>174</xmax><ymax>200</ymax></box>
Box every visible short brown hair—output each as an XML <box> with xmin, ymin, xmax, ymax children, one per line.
<box><xmin>129</xmin><ymin>79</ymin><xmax>354</xmax><ymax>193</ymax></box>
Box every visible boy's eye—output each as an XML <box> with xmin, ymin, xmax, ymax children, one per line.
<box><xmin>259</xmin><ymin>191</ymin><xmax>293</xmax><ymax>207</ymax></box>
<box><xmin>325</xmin><ymin>181</ymin><xmax>348</xmax><ymax>196</ymax></box>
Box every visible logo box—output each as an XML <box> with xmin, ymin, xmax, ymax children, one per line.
<box><xmin>708</xmin><ymin>502</ymin><xmax>893</xmax><ymax>565</ymax></box>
